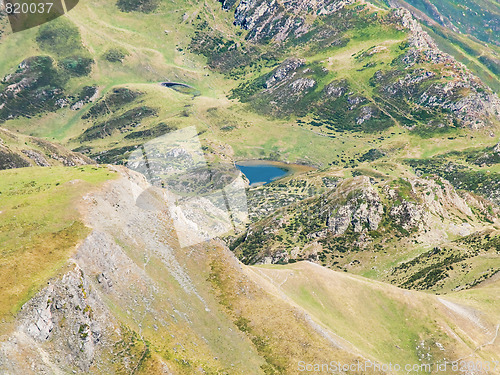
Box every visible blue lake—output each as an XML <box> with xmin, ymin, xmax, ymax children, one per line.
<box><xmin>235</xmin><ymin>161</ymin><xmax>290</xmax><ymax>186</ymax></box>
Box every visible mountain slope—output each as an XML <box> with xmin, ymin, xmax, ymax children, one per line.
<box><xmin>0</xmin><ymin>127</ymin><xmax>92</xmax><ymax>169</ymax></box>
<box><xmin>387</xmin><ymin>0</ymin><xmax>500</xmax><ymax>47</ymax></box>
<box><xmin>385</xmin><ymin>0</ymin><xmax>500</xmax><ymax>93</ymax></box>
<box><xmin>213</xmin><ymin>0</ymin><xmax>499</xmax><ymax>131</ymax></box>
<box><xmin>1</xmin><ymin>167</ymin><xmax>499</xmax><ymax>374</ymax></box>
<box><xmin>0</xmin><ymin>1</ymin><xmax>499</xmax><ymax>373</ymax></box>
<box><xmin>0</xmin><ymin>167</ymin><xmax>369</xmax><ymax>374</ymax></box>
<box><xmin>231</xmin><ymin>170</ymin><xmax>500</xmax><ymax>292</ymax></box>
<box><xmin>247</xmin><ymin>261</ymin><xmax>500</xmax><ymax>369</ymax></box>
<box><xmin>0</xmin><ymin>165</ymin><xmax>116</xmax><ymax>323</ymax></box>
<box><xmin>0</xmin><ymin>0</ymin><xmax>498</xmax><ymax>166</ymax></box>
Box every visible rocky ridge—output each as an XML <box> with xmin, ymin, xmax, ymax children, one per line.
<box><xmin>226</xmin><ymin>0</ymin><xmax>499</xmax><ymax>129</ymax></box>
<box><xmin>0</xmin><ymin>167</ymin><xmax>364</xmax><ymax>374</ymax></box>
<box><xmin>390</xmin><ymin>8</ymin><xmax>500</xmax><ymax>128</ymax></box>
<box><xmin>228</xmin><ymin>0</ymin><xmax>355</xmax><ymax>42</ymax></box>
<box><xmin>232</xmin><ymin>174</ymin><xmax>499</xmax><ymax>265</ymax></box>
<box><xmin>0</xmin><ymin>168</ymin><xmax>499</xmax><ymax>373</ymax></box>
<box><xmin>0</xmin><ymin>127</ymin><xmax>92</xmax><ymax>170</ymax></box>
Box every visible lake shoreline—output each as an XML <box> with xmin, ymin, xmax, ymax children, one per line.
<box><xmin>235</xmin><ymin>160</ymin><xmax>316</xmax><ymax>186</ymax></box>
<box><xmin>235</xmin><ymin>160</ymin><xmax>315</xmax><ymax>174</ymax></box>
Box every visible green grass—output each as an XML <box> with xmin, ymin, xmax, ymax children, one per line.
<box><xmin>0</xmin><ymin>165</ymin><xmax>116</xmax><ymax>320</ymax></box>
<box><xmin>404</xmin><ymin>0</ymin><xmax>500</xmax><ymax>47</ymax></box>
<box><xmin>423</xmin><ymin>25</ymin><xmax>500</xmax><ymax>93</ymax></box>
<box><xmin>251</xmin><ymin>262</ymin><xmax>494</xmax><ymax>369</ymax></box>
<box><xmin>0</xmin><ymin>0</ymin><xmax>237</xmax><ymax>138</ymax></box>
<box><xmin>0</xmin><ymin>0</ymin><xmax>496</xmax><ymax>173</ymax></box>
<box><xmin>0</xmin><ymin>1</ymin><xmax>498</xmax><ymax>371</ymax></box>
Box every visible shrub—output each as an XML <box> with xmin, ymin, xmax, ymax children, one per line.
<box><xmin>103</xmin><ymin>47</ymin><xmax>129</xmax><ymax>63</ymax></box>
<box><xmin>36</xmin><ymin>17</ymin><xmax>84</xmax><ymax>57</ymax></box>
<box><xmin>116</xmin><ymin>0</ymin><xmax>159</xmax><ymax>13</ymax></box>
<box><xmin>59</xmin><ymin>55</ymin><xmax>94</xmax><ymax>76</ymax></box>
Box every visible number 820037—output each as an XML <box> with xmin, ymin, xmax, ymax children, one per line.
<box><xmin>5</xmin><ymin>2</ymin><xmax>54</xmax><ymax>14</ymax></box>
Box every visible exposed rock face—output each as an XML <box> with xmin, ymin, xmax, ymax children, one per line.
<box><xmin>356</xmin><ymin>106</ymin><xmax>375</xmax><ymax>125</ymax></box>
<box><xmin>390</xmin><ymin>199</ymin><xmax>426</xmax><ymax>231</ymax></box>
<box><xmin>233</xmin><ymin>174</ymin><xmax>498</xmax><ymax>264</ymax></box>
<box><xmin>391</xmin><ymin>8</ymin><xmax>440</xmax><ymax>53</ymax></box>
<box><xmin>265</xmin><ymin>57</ymin><xmax>305</xmax><ymax>88</ymax></box>
<box><xmin>324</xmin><ymin>79</ymin><xmax>348</xmax><ymax>98</ymax></box>
<box><xmin>327</xmin><ymin>177</ymin><xmax>384</xmax><ymax>235</ymax></box>
<box><xmin>21</xmin><ymin>149</ymin><xmax>50</xmax><ymax>167</ymax></box>
<box><xmin>389</xmin><ymin>8</ymin><xmax>500</xmax><ymax>128</ymax></box>
<box><xmin>227</xmin><ymin>0</ymin><xmax>354</xmax><ymax>42</ymax></box>
<box><xmin>441</xmin><ymin>90</ymin><xmax>500</xmax><ymax>129</ymax></box>
<box><xmin>494</xmin><ymin>142</ymin><xmax>500</xmax><ymax>154</ymax></box>
<box><xmin>219</xmin><ymin>0</ymin><xmax>240</xmax><ymax>10</ymax></box>
<box><xmin>0</xmin><ymin>127</ymin><xmax>92</xmax><ymax>170</ymax></box>
<box><xmin>1</xmin><ymin>265</ymin><xmax>119</xmax><ymax>374</ymax></box>
<box><xmin>70</xmin><ymin>87</ymin><xmax>99</xmax><ymax>111</ymax></box>
<box><xmin>253</xmin><ymin>58</ymin><xmax>319</xmax><ymax>115</ymax></box>
<box><xmin>387</xmin><ymin>177</ymin><xmax>479</xmax><ymax>234</ymax></box>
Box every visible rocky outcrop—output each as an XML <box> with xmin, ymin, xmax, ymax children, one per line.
<box><xmin>0</xmin><ymin>56</ymin><xmax>66</xmax><ymax>122</ymax></box>
<box><xmin>21</xmin><ymin>149</ymin><xmax>50</xmax><ymax>166</ymax></box>
<box><xmin>227</xmin><ymin>0</ymin><xmax>499</xmax><ymax>129</ymax></box>
<box><xmin>391</xmin><ymin>8</ymin><xmax>442</xmax><ymax>55</ymax></box>
<box><xmin>387</xmin><ymin>176</ymin><xmax>482</xmax><ymax>235</ymax></box>
<box><xmin>387</xmin><ymin>0</ymin><xmax>459</xmax><ymax>32</ymax></box>
<box><xmin>250</xmin><ymin>58</ymin><xmax>319</xmax><ymax>115</ymax></box>
<box><xmin>233</xmin><ymin>173</ymin><xmax>498</xmax><ymax>264</ymax></box>
<box><xmin>0</xmin><ymin>264</ymin><xmax>120</xmax><ymax>374</ymax></box>
<box><xmin>0</xmin><ymin>127</ymin><xmax>92</xmax><ymax>170</ymax></box>
<box><xmin>389</xmin><ymin>8</ymin><xmax>500</xmax><ymax>128</ymax></box>
<box><xmin>323</xmin><ymin>79</ymin><xmax>348</xmax><ymax>98</ymax></box>
<box><xmin>70</xmin><ymin>86</ymin><xmax>99</xmax><ymax>111</ymax></box>
<box><xmin>388</xmin><ymin>0</ymin><xmax>497</xmax><ymax>46</ymax></box>
<box><xmin>265</xmin><ymin>57</ymin><xmax>305</xmax><ymax>88</ymax></box>
<box><xmin>227</xmin><ymin>0</ymin><xmax>355</xmax><ymax>42</ymax></box>
<box><xmin>390</xmin><ymin>199</ymin><xmax>426</xmax><ymax>231</ymax></box>
<box><xmin>327</xmin><ymin>177</ymin><xmax>384</xmax><ymax>235</ymax></box>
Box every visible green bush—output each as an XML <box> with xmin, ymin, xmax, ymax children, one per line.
<box><xmin>36</xmin><ymin>17</ymin><xmax>84</xmax><ymax>57</ymax></box>
<box><xmin>59</xmin><ymin>55</ymin><xmax>94</xmax><ymax>76</ymax></box>
<box><xmin>103</xmin><ymin>47</ymin><xmax>129</xmax><ymax>63</ymax></box>
<box><xmin>116</xmin><ymin>0</ymin><xmax>158</xmax><ymax>13</ymax></box>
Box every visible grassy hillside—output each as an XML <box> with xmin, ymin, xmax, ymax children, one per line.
<box><xmin>0</xmin><ymin>0</ymin><xmax>497</xmax><ymax>171</ymax></box>
<box><xmin>0</xmin><ymin>166</ymin><xmax>115</xmax><ymax>320</ymax></box>
<box><xmin>0</xmin><ymin>127</ymin><xmax>93</xmax><ymax>169</ymax></box>
<box><xmin>228</xmin><ymin>148</ymin><xmax>500</xmax><ymax>296</ymax></box>
<box><xmin>385</xmin><ymin>0</ymin><xmax>500</xmax><ymax>93</ymax></box>
<box><xmin>2</xmin><ymin>170</ymin><xmax>498</xmax><ymax>373</ymax></box>
<box><xmin>246</xmin><ymin>261</ymin><xmax>500</xmax><ymax>370</ymax></box>
<box><xmin>0</xmin><ymin>168</ymin><xmax>378</xmax><ymax>374</ymax></box>
<box><xmin>0</xmin><ymin>1</ymin><xmax>498</xmax><ymax>372</ymax></box>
